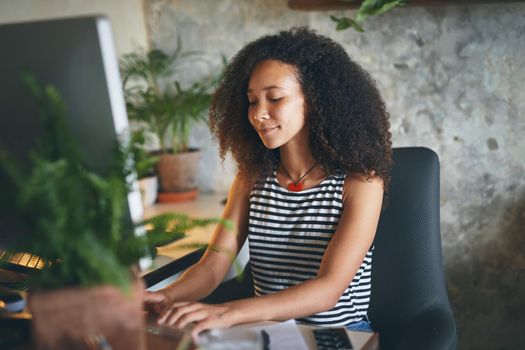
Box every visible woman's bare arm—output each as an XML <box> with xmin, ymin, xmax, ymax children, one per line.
<box><xmin>145</xmin><ymin>173</ymin><xmax>251</xmax><ymax>304</ymax></box>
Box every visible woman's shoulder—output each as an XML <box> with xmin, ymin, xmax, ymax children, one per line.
<box><xmin>223</xmin><ymin>173</ymin><xmax>254</xmax><ymax>210</ymax></box>
<box><xmin>231</xmin><ymin>172</ymin><xmax>256</xmax><ymax>193</ymax></box>
<box><xmin>232</xmin><ymin>171</ymin><xmax>270</xmax><ymax>195</ymax></box>
<box><xmin>342</xmin><ymin>171</ymin><xmax>384</xmax><ymax>203</ymax></box>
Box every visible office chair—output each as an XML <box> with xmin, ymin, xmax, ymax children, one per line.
<box><xmin>367</xmin><ymin>147</ymin><xmax>457</xmax><ymax>349</ymax></box>
<box><xmin>194</xmin><ymin>147</ymin><xmax>457</xmax><ymax>349</ymax></box>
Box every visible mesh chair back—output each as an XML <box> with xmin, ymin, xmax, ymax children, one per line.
<box><xmin>368</xmin><ymin>147</ymin><xmax>456</xmax><ymax>348</ymax></box>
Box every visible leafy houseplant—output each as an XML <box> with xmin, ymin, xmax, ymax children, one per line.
<box><xmin>131</xmin><ymin>129</ymin><xmax>159</xmax><ymax>206</ymax></box>
<box><xmin>330</xmin><ymin>0</ymin><xmax>407</xmax><ymax>32</ymax></box>
<box><xmin>131</xmin><ymin>129</ymin><xmax>159</xmax><ymax>180</ymax></box>
<box><xmin>120</xmin><ymin>45</ymin><xmax>217</xmax><ymax>200</ymax></box>
<box><xmin>0</xmin><ymin>74</ymin><xmax>229</xmax><ymax>349</ymax></box>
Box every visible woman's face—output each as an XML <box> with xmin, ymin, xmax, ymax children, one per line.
<box><xmin>247</xmin><ymin>59</ymin><xmax>307</xmax><ymax>150</ymax></box>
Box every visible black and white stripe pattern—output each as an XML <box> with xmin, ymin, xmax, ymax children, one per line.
<box><xmin>248</xmin><ymin>171</ymin><xmax>373</xmax><ymax>326</ymax></box>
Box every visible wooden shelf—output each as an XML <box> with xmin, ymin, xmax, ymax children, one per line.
<box><xmin>288</xmin><ymin>0</ymin><xmax>524</xmax><ymax>11</ymax></box>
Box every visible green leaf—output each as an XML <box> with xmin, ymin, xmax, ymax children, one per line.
<box><xmin>356</xmin><ymin>0</ymin><xmax>406</xmax><ymax>23</ymax></box>
<box><xmin>141</xmin><ymin>212</ymin><xmax>233</xmax><ymax>236</ymax></box>
<box><xmin>128</xmin><ymin>129</ymin><xmax>159</xmax><ymax>178</ymax></box>
<box><xmin>330</xmin><ymin>15</ymin><xmax>365</xmax><ymax>33</ymax></box>
<box><xmin>330</xmin><ymin>15</ymin><xmax>340</xmax><ymax>23</ymax></box>
<box><xmin>336</xmin><ymin>17</ymin><xmax>353</xmax><ymax>31</ymax></box>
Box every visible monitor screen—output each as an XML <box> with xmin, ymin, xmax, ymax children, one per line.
<box><xmin>0</xmin><ymin>16</ymin><xmax>145</xmax><ymax>265</ymax></box>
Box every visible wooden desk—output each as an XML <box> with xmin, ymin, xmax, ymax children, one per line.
<box><xmin>234</xmin><ymin>321</ymin><xmax>376</xmax><ymax>350</ymax></box>
<box><xmin>147</xmin><ymin>318</ymin><xmax>378</xmax><ymax>350</ymax></box>
<box><xmin>146</xmin><ymin>317</ymin><xmax>378</xmax><ymax>350</ymax></box>
<box><xmin>3</xmin><ymin>313</ymin><xmax>377</xmax><ymax>350</ymax></box>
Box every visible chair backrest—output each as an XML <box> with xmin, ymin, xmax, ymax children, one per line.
<box><xmin>368</xmin><ymin>147</ymin><xmax>453</xmax><ymax>329</ymax></box>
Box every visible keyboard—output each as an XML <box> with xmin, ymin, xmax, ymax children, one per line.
<box><xmin>0</xmin><ymin>250</ymin><xmax>47</xmax><ymax>274</ymax></box>
<box><xmin>0</xmin><ymin>250</ymin><xmax>48</xmax><ymax>290</ymax></box>
<box><xmin>313</xmin><ymin>327</ymin><xmax>354</xmax><ymax>349</ymax></box>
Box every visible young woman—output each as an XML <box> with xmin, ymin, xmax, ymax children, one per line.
<box><xmin>144</xmin><ymin>27</ymin><xmax>392</xmax><ymax>339</ymax></box>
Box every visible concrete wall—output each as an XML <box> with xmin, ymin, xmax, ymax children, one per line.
<box><xmin>0</xmin><ymin>0</ymin><xmax>148</xmax><ymax>56</ymax></box>
<box><xmin>144</xmin><ymin>1</ymin><xmax>525</xmax><ymax>349</ymax></box>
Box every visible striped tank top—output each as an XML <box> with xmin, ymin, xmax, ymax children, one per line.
<box><xmin>248</xmin><ymin>170</ymin><xmax>373</xmax><ymax>326</ymax></box>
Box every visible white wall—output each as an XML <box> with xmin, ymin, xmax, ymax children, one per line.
<box><xmin>0</xmin><ymin>0</ymin><xmax>148</xmax><ymax>56</ymax></box>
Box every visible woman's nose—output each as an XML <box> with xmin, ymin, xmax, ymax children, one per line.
<box><xmin>253</xmin><ymin>105</ymin><xmax>270</xmax><ymax>121</ymax></box>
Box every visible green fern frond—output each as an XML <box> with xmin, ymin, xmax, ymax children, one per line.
<box><xmin>356</xmin><ymin>0</ymin><xmax>406</xmax><ymax>23</ymax></box>
<box><xmin>142</xmin><ymin>212</ymin><xmax>233</xmax><ymax>234</ymax></box>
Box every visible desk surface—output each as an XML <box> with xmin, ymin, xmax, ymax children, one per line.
<box><xmin>147</xmin><ymin>318</ymin><xmax>376</xmax><ymax>350</ymax></box>
<box><xmin>297</xmin><ymin>324</ymin><xmax>375</xmax><ymax>350</ymax></box>
<box><xmin>4</xmin><ymin>312</ymin><xmax>376</xmax><ymax>350</ymax></box>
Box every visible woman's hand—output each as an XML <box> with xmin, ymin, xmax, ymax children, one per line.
<box><xmin>158</xmin><ymin>301</ymin><xmax>238</xmax><ymax>339</ymax></box>
<box><xmin>143</xmin><ymin>290</ymin><xmax>171</xmax><ymax>314</ymax></box>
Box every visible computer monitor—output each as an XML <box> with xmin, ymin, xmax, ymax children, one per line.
<box><xmin>0</xmin><ymin>16</ymin><xmax>145</xmax><ymax>267</ymax></box>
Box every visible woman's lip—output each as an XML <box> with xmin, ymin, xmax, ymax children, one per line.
<box><xmin>259</xmin><ymin>126</ymin><xmax>279</xmax><ymax>135</ymax></box>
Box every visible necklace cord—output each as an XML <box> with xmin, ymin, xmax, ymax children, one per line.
<box><xmin>280</xmin><ymin>161</ymin><xmax>318</xmax><ymax>185</ymax></box>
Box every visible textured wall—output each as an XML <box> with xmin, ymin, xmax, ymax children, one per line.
<box><xmin>144</xmin><ymin>1</ymin><xmax>525</xmax><ymax>349</ymax></box>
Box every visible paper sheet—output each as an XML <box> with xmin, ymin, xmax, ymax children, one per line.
<box><xmin>197</xmin><ymin>319</ymin><xmax>309</xmax><ymax>350</ymax></box>
<box><xmin>247</xmin><ymin>319</ymin><xmax>309</xmax><ymax>350</ymax></box>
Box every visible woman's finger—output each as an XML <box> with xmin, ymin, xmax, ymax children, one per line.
<box><xmin>144</xmin><ymin>291</ymin><xmax>169</xmax><ymax>313</ymax></box>
<box><xmin>157</xmin><ymin>307</ymin><xmax>175</xmax><ymax>325</ymax></box>
<box><xmin>158</xmin><ymin>301</ymin><xmax>199</xmax><ymax>324</ymax></box>
<box><xmin>158</xmin><ymin>301</ymin><xmax>192</xmax><ymax>323</ymax></box>
<box><xmin>153</xmin><ymin>299</ymin><xmax>167</xmax><ymax>314</ymax></box>
<box><xmin>143</xmin><ymin>292</ymin><xmax>162</xmax><ymax>305</ymax></box>
<box><xmin>173</xmin><ymin>310</ymin><xmax>209</xmax><ymax>328</ymax></box>
<box><xmin>163</xmin><ymin>303</ymin><xmax>204</xmax><ymax>326</ymax></box>
<box><xmin>169</xmin><ymin>301</ymin><xmax>194</xmax><ymax>308</ymax></box>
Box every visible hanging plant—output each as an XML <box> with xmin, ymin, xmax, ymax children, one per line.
<box><xmin>330</xmin><ymin>0</ymin><xmax>408</xmax><ymax>32</ymax></box>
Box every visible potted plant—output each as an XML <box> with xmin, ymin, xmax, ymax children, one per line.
<box><xmin>131</xmin><ymin>129</ymin><xmax>159</xmax><ymax>207</ymax></box>
<box><xmin>120</xmin><ymin>44</ymin><xmax>217</xmax><ymax>202</ymax></box>
<box><xmin>0</xmin><ymin>74</ymin><xmax>228</xmax><ymax>350</ymax></box>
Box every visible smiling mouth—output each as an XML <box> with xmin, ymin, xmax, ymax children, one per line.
<box><xmin>258</xmin><ymin>126</ymin><xmax>279</xmax><ymax>135</ymax></box>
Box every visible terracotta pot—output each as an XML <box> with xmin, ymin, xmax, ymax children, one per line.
<box><xmin>138</xmin><ymin>175</ymin><xmax>158</xmax><ymax>207</ymax></box>
<box><xmin>29</xmin><ymin>279</ymin><xmax>145</xmax><ymax>350</ymax></box>
<box><xmin>156</xmin><ymin>150</ymin><xmax>201</xmax><ymax>193</ymax></box>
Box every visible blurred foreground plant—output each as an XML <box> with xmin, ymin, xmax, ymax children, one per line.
<box><xmin>0</xmin><ymin>73</ymin><xmax>232</xmax><ymax>292</ymax></box>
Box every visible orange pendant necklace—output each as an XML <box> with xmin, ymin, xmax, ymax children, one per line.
<box><xmin>280</xmin><ymin>161</ymin><xmax>318</xmax><ymax>192</ymax></box>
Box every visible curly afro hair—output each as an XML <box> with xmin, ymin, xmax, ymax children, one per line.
<box><xmin>209</xmin><ymin>27</ymin><xmax>392</xmax><ymax>195</ymax></box>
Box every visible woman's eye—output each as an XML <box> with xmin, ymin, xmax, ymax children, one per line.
<box><xmin>269</xmin><ymin>97</ymin><xmax>282</xmax><ymax>103</ymax></box>
<box><xmin>248</xmin><ymin>100</ymin><xmax>257</xmax><ymax>106</ymax></box>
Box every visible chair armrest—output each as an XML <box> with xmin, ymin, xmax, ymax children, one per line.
<box><xmin>380</xmin><ymin>305</ymin><xmax>457</xmax><ymax>350</ymax></box>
